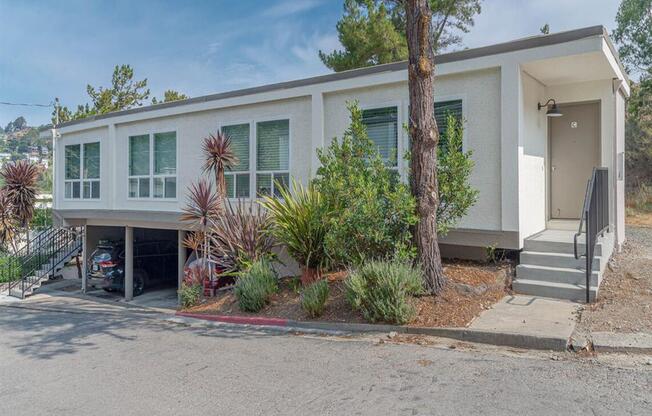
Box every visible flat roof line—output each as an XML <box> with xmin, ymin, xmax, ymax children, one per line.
<box><xmin>52</xmin><ymin>25</ymin><xmax>610</xmax><ymax>130</ymax></box>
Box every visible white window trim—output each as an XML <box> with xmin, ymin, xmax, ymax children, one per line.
<box><xmin>218</xmin><ymin>120</ymin><xmax>253</xmax><ymax>200</ymax></box>
<box><xmin>127</xmin><ymin>130</ymin><xmax>178</xmax><ymax>201</ymax></box>
<box><xmin>63</xmin><ymin>141</ymin><xmax>101</xmax><ymax>201</ymax></box>
<box><xmin>253</xmin><ymin>116</ymin><xmax>291</xmax><ymax>199</ymax></box>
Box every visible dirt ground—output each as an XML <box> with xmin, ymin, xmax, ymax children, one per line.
<box><xmin>185</xmin><ymin>261</ymin><xmax>510</xmax><ymax>328</ymax></box>
<box><xmin>577</xmin><ymin>225</ymin><xmax>652</xmax><ymax>334</ymax></box>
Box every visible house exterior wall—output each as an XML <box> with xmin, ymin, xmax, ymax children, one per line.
<box><xmin>519</xmin><ymin>71</ymin><xmax>548</xmax><ymax>240</ymax></box>
<box><xmin>51</xmin><ymin>28</ymin><xmax>628</xmax><ymax>254</ymax></box>
<box><xmin>615</xmin><ymin>88</ymin><xmax>626</xmax><ymax>248</ymax></box>
<box><xmin>323</xmin><ymin>68</ymin><xmax>502</xmax><ymax>232</ymax></box>
<box><xmin>55</xmin><ymin>126</ymin><xmax>110</xmax><ymax>211</ymax></box>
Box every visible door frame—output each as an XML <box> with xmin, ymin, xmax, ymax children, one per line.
<box><xmin>546</xmin><ymin>99</ymin><xmax>602</xmax><ymax>222</ymax></box>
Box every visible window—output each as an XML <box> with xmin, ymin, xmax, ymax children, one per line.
<box><xmin>434</xmin><ymin>99</ymin><xmax>463</xmax><ymax>151</ymax></box>
<box><xmin>83</xmin><ymin>142</ymin><xmax>100</xmax><ymax>199</ymax></box>
<box><xmin>129</xmin><ymin>132</ymin><xmax>176</xmax><ymax>199</ymax></box>
<box><xmin>64</xmin><ymin>142</ymin><xmax>100</xmax><ymax>199</ymax></box>
<box><xmin>362</xmin><ymin>106</ymin><xmax>398</xmax><ymax>167</ymax></box>
<box><xmin>221</xmin><ymin>123</ymin><xmax>251</xmax><ymax>198</ymax></box>
<box><xmin>256</xmin><ymin>119</ymin><xmax>289</xmax><ymax>197</ymax></box>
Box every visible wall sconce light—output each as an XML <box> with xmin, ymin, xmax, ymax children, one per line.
<box><xmin>537</xmin><ymin>99</ymin><xmax>563</xmax><ymax>117</ymax></box>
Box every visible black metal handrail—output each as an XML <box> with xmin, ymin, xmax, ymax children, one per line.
<box><xmin>573</xmin><ymin>167</ymin><xmax>609</xmax><ymax>303</ymax></box>
<box><xmin>6</xmin><ymin>227</ymin><xmax>82</xmax><ymax>298</ymax></box>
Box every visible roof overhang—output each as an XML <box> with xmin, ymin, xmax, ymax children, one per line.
<box><xmin>49</xmin><ymin>25</ymin><xmax>629</xmax><ymax>134</ymax></box>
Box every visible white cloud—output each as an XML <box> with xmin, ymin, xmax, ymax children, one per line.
<box><xmin>261</xmin><ymin>0</ymin><xmax>324</xmax><ymax>18</ymax></box>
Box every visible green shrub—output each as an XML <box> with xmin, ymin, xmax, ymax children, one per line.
<box><xmin>346</xmin><ymin>260</ymin><xmax>423</xmax><ymax>324</ymax></box>
<box><xmin>234</xmin><ymin>259</ymin><xmax>278</xmax><ymax>312</ymax></box>
<box><xmin>179</xmin><ymin>283</ymin><xmax>202</xmax><ymax>309</ymax></box>
<box><xmin>435</xmin><ymin>114</ymin><xmax>479</xmax><ymax>235</ymax></box>
<box><xmin>314</xmin><ymin>102</ymin><xmax>417</xmax><ymax>267</ymax></box>
<box><xmin>260</xmin><ymin>179</ymin><xmax>329</xmax><ymax>271</ymax></box>
<box><xmin>301</xmin><ymin>279</ymin><xmax>329</xmax><ymax>318</ymax></box>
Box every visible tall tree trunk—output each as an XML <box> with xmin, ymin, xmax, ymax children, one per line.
<box><xmin>404</xmin><ymin>0</ymin><xmax>445</xmax><ymax>294</ymax></box>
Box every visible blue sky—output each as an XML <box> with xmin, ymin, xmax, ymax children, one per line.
<box><xmin>0</xmin><ymin>0</ymin><xmax>622</xmax><ymax>127</ymax></box>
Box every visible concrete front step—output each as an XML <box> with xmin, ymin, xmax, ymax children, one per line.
<box><xmin>512</xmin><ymin>279</ymin><xmax>597</xmax><ymax>302</ymax></box>
<box><xmin>523</xmin><ymin>238</ymin><xmax>603</xmax><ymax>256</ymax></box>
<box><xmin>520</xmin><ymin>251</ymin><xmax>601</xmax><ymax>270</ymax></box>
<box><xmin>516</xmin><ymin>264</ymin><xmax>599</xmax><ymax>286</ymax></box>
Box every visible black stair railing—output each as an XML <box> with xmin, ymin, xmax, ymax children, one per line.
<box><xmin>1</xmin><ymin>227</ymin><xmax>56</xmax><ymax>287</ymax></box>
<box><xmin>6</xmin><ymin>227</ymin><xmax>82</xmax><ymax>299</ymax></box>
<box><xmin>574</xmin><ymin>167</ymin><xmax>609</xmax><ymax>303</ymax></box>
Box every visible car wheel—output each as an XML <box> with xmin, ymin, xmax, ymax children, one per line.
<box><xmin>133</xmin><ymin>272</ymin><xmax>146</xmax><ymax>296</ymax></box>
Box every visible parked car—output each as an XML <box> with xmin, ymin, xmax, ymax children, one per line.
<box><xmin>88</xmin><ymin>240</ymin><xmax>178</xmax><ymax>296</ymax></box>
<box><xmin>183</xmin><ymin>251</ymin><xmax>235</xmax><ymax>291</ymax></box>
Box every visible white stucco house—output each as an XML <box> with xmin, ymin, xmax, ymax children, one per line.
<box><xmin>41</xmin><ymin>25</ymin><xmax>628</xmax><ymax>303</ymax></box>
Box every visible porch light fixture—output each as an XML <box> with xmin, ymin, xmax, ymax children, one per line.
<box><xmin>537</xmin><ymin>99</ymin><xmax>563</xmax><ymax>117</ymax></box>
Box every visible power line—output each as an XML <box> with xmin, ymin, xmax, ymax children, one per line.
<box><xmin>0</xmin><ymin>101</ymin><xmax>53</xmax><ymax>108</ymax></box>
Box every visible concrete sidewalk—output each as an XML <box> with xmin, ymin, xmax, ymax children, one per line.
<box><xmin>469</xmin><ymin>295</ymin><xmax>579</xmax><ymax>349</ymax></box>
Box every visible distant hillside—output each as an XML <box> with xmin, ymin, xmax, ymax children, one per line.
<box><xmin>0</xmin><ymin>116</ymin><xmax>52</xmax><ymax>193</ymax></box>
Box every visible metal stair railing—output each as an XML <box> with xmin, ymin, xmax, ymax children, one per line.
<box><xmin>1</xmin><ymin>227</ymin><xmax>56</xmax><ymax>290</ymax></box>
<box><xmin>6</xmin><ymin>227</ymin><xmax>82</xmax><ymax>299</ymax></box>
<box><xmin>573</xmin><ymin>167</ymin><xmax>609</xmax><ymax>303</ymax></box>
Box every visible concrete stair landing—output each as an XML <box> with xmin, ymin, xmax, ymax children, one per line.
<box><xmin>513</xmin><ymin>228</ymin><xmax>614</xmax><ymax>302</ymax></box>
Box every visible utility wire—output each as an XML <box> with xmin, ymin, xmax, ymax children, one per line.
<box><xmin>0</xmin><ymin>101</ymin><xmax>53</xmax><ymax>107</ymax></box>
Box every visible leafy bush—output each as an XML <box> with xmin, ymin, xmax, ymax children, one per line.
<box><xmin>260</xmin><ymin>179</ymin><xmax>329</xmax><ymax>271</ymax></box>
<box><xmin>314</xmin><ymin>102</ymin><xmax>417</xmax><ymax>267</ymax></box>
<box><xmin>179</xmin><ymin>282</ymin><xmax>202</xmax><ymax>309</ymax></box>
<box><xmin>0</xmin><ymin>254</ymin><xmax>21</xmax><ymax>283</ymax></box>
<box><xmin>435</xmin><ymin>114</ymin><xmax>479</xmax><ymax>235</ymax></box>
<box><xmin>346</xmin><ymin>260</ymin><xmax>423</xmax><ymax>324</ymax></box>
<box><xmin>301</xmin><ymin>279</ymin><xmax>329</xmax><ymax>318</ymax></box>
<box><xmin>234</xmin><ymin>259</ymin><xmax>278</xmax><ymax>312</ymax></box>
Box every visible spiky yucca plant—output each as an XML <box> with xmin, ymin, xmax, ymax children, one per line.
<box><xmin>0</xmin><ymin>160</ymin><xmax>40</xmax><ymax>252</ymax></box>
<box><xmin>180</xmin><ymin>179</ymin><xmax>221</xmax><ymax>279</ymax></box>
<box><xmin>202</xmin><ymin>132</ymin><xmax>238</xmax><ymax>203</ymax></box>
<box><xmin>260</xmin><ymin>179</ymin><xmax>329</xmax><ymax>284</ymax></box>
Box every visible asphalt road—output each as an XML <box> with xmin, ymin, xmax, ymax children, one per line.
<box><xmin>1</xmin><ymin>296</ymin><xmax>651</xmax><ymax>416</ymax></box>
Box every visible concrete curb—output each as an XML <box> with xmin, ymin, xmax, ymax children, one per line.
<box><xmin>591</xmin><ymin>332</ymin><xmax>652</xmax><ymax>354</ymax></box>
<box><xmin>175</xmin><ymin>312</ymin><xmax>570</xmax><ymax>351</ymax></box>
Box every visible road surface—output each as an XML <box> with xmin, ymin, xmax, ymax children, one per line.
<box><xmin>1</xmin><ymin>296</ymin><xmax>650</xmax><ymax>415</ymax></box>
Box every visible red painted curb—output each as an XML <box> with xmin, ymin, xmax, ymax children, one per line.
<box><xmin>176</xmin><ymin>311</ymin><xmax>289</xmax><ymax>327</ymax></box>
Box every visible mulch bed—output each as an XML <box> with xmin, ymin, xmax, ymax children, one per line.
<box><xmin>185</xmin><ymin>260</ymin><xmax>511</xmax><ymax>328</ymax></box>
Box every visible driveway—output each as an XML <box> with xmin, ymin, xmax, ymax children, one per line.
<box><xmin>0</xmin><ymin>296</ymin><xmax>651</xmax><ymax>416</ymax></box>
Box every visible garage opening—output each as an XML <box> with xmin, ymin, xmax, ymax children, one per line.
<box><xmin>85</xmin><ymin>225</ymin><xmax>183</xmax><ymax>309</ymax></box>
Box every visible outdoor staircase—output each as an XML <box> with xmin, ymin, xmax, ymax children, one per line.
<box><xmin>3</xmin><ymin>227</ymin><xmax>82</xmax><ymax>299</ymax></box>
<box><xmin>513</xmin><ymin>229</ymin><xmax>614</xmax><ymax>302</ymax></box>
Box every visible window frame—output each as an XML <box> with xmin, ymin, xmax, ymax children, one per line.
<box><xmin>127</xmin><ymin>130</ymin><xmax>178</xmax><ymax>201</ymax></box>
<box><xmin>218</xmin><ymin>120</ymin><xmax>254</xmax><ymax>200</ymax></box>
<box><xmin>433</xmin><ymin>95</ymin><xmax>467</xmax><ymax>151</ymax></box>
<box><xmin>63</xmin><ymin>141</ymin><xmax>101</xmax><ymax>201</ymax></box>
<box><xmin>253</xmin><ymin>116</ymin><xmax>291</xmax><ymax>199</ymax></box>
<box><xmin>360</xmin><ymin>102</ymin><xmax>402</xmax><ymax>170</ymax></box>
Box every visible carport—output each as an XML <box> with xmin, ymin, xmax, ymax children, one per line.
<box><xmin>81</xmin><ymin>225</ymin><xmax>187</xmax><ymax>305</ymax></box>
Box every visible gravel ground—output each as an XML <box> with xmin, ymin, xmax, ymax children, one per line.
<box><xmin>578</xmin><ymin>225</ymin><xmax>652</xmax><ymax>333</ymax></box>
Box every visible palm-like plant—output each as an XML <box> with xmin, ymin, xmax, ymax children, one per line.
<box><xmin>202</xmin><ymin>132</ymin><xmax>238</xmax><ymax>203</ymax></box>
<box><xmin>180</xmin><ymin>179</ymin><xmax>221</xmax><ymax>280</ymax></box>
<box><xmin>260</xmin><ymin>179</ymin><xmax>329</xmax><ymax>285</ymax></box>
<box><xmin>0</xmin><ymin>160</ymin><xmax>40</xmax><ymax>252</ymax></box>
<box><xmin>210</xmin><ymin>199</ymin><xmax>277</xmax><ymax>271</ymax></box>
